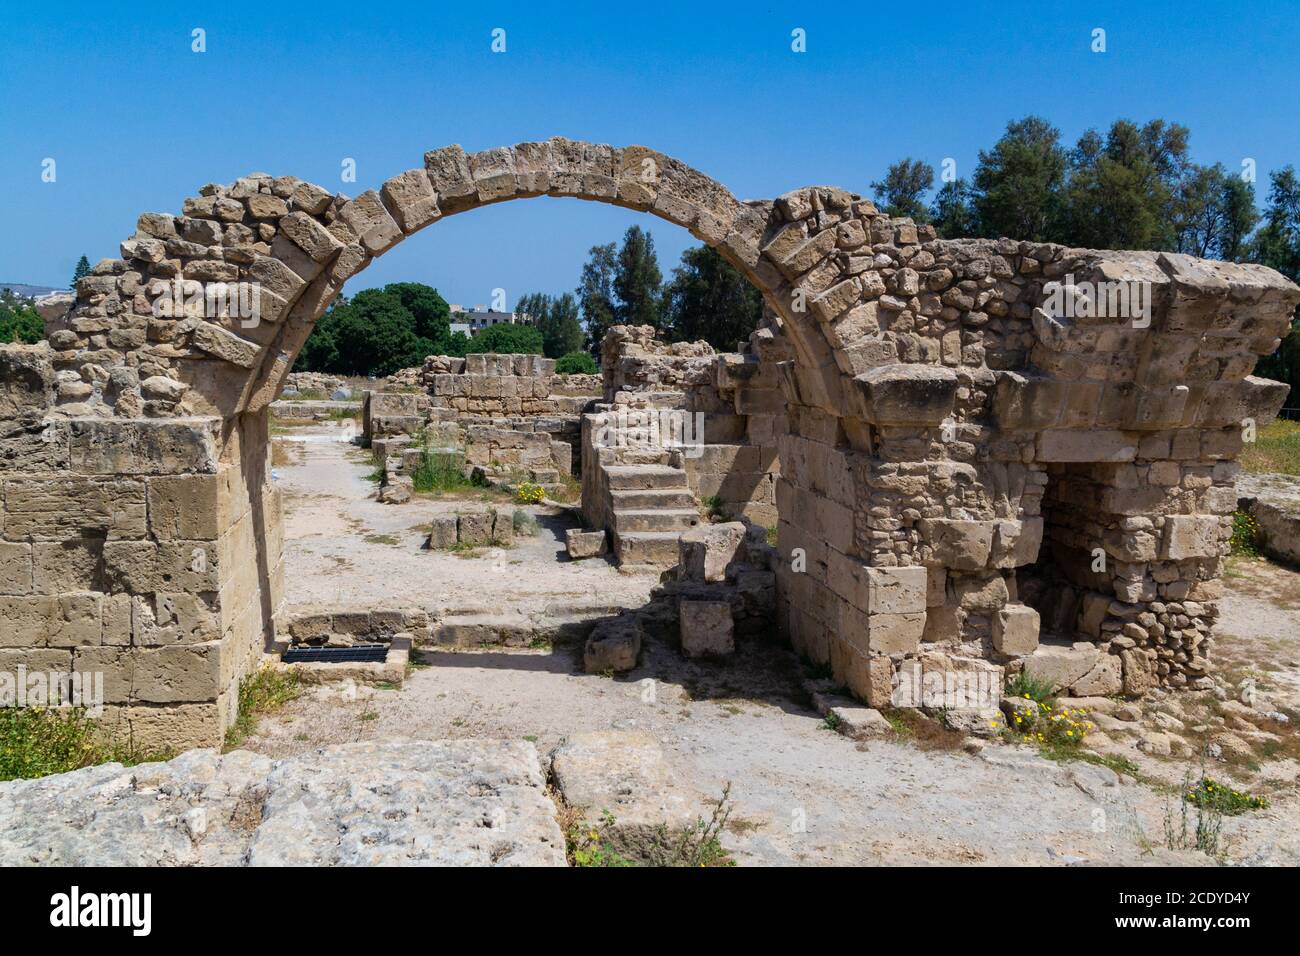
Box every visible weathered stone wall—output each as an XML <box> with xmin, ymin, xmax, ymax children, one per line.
<box><xmin>771</xmin><ymin>237</ymin><xmax>1294</xmax><ymax>707</ymax></box>
<box><xmin>597</xmin><ymin>322</ymin><xmax>787</xmax><ymax>525</ymax></box>
<box><xmin>362</xmin><ymin>352</ymin><xmax>599</xmax><ymax>491</ymax></box>
<box><xmin>283</xmin><ymin>371</ymin><xmax>347</xmax><ymax>396</ymax></box>
<box><xmin>6</xmin><ymin>137</ymin><xmax>1297</xmax><ymax>747</ymax></box>
<box><xmin>0</xmin><ymin>345</ymin><xmax>276</xmax><ymax>750</ymax></box>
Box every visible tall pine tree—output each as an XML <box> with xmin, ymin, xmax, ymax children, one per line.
<box><xmin>576</xmin><ymin>242</ymin><xmax>618</xmax><ymax>353</ymax></box>
<box><xmin>70</xmin><ymin>255</ymin><xmax>91</xmax><ymax>289</ymax></box>
<box><xmin>613</xmin><ymin>225</ymin><xmax>663</xmax><ymax>329</ymax></box>
<box><xmin>971</xmin><ymin>116</ymin><xmax>1068</xmax><ymax>242</ymax></box>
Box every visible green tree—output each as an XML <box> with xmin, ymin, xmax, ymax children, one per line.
<box><xmin>544</xmin><ymin>293</ymin><xmax>584</xmax><ymax>358</ymax></box>
<box><xmin>577</xmin><ymin>242</ymin><xmax>618</xmax><ymax>353</ymax></box>
<box><xmin>1174</xmin><ymin>163</ymin><xmax>1258</xmax><ymax>261</ymax></box>
<box><xmin>555</xmin><ymin>351</ymin><xmax>598</xmax><ymax>374</ymax></box>
<box><xmin>0</xmin><ymin>290</ymin><xmax>44</xmax><ymax>344</ymax></box>
<box><xmin>871</xmin><ymin>159</ymin><xmax>934</xmax><ymax>222</ymax></box>
<box><xmin>971</xmin><ymin>116</ymin><xmax>1069</xmax><ymax>242</ymax></box>
<box><xmin>294</xmin><ymin>283</ymin><xmax>453</xmax><ymax>376</ymax></box>
<box><xmin>1064</xmin><ymin>119</ymin><xmax>1191</xmax><ymax>250</ymax></box>
<box><xmin>518</xmin><ymin>291</ymin><xmax>584</xmax><ymax>358</ymax></box>
<box><xmin>444</xmin><ymin>331</ymin><xmax>472</xmax><ymax>357</ymax></box>
<box><xmin>613</xmin><ymin>225</ymin><xmax>663</xmax><ymax>330</ymax></box>
<box><xmin>465</xmin><ymin>322</ymin><xmax>543</xmax><ymax>354</ymax></box>
<box><xmin>70</xmin><ymin>256</ymin><xmax>91</xmax><ymax>289</ymax></box>
<box><xmin>1251</xmin><ymin>166</ymin><xmax>1300</xmax><ymax>394</ymax></box>
<box><xmin>662</xmin><ymin>245</ymin><xmax>763</xmax><ymax>351</ymax></box>
<box><xmin>930</xmin><ymin>178</ymin><xmax>977</xmax><ymax>239</ymax></box>
<box><xmin>296</xmin><ymin>299</ymin><xmax>342</xmax><ymax>371</ymax></box>
<box><xmin>384</xmin><ymin>282</ymin><xmax>452</xmax><ymax>342</ymax></box>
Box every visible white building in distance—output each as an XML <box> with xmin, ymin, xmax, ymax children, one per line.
<box><xmin>448</xmin><ymin>305</ymin><xmax>535</xmax><ymax>337</ymax></box>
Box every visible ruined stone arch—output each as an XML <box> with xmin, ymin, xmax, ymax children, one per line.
<box><xmin>8</xmin><ymin>136</ymin><xmax>1299</xmax><ymax>750</ymax></box>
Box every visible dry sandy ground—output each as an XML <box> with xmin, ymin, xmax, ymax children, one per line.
<box><xmin>274</xmin><ymin>419</ymin><xmax>661</xmax><ymax>624</ymax></box>
<box><xmin>246</xmin><ymin>421</ymin><xmax>1300</xmax><ymax>866</ymax></box>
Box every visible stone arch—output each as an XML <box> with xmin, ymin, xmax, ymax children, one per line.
<box><xmin>10</xmin><ymin>137</ymin><xmax>1299</xmax><ymax>750</ymax></box>
<box><xmin>43</xmin><ymin>138</ymin><xmax>928</xmax><ymax>447</ymax></box>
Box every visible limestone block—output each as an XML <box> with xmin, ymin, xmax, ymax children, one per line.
<box><xmin>1160</xmin><ymin>514</ymin><xmax>1221</xmax><ymax>560</ymax></box>
<box><xmin>132</xmin><ymin>593</ymin><xmax>222</xmax><ymax>647</ymax></box>
<box><xmin>1077</xmin><ymin>592</ymin><xmax>1111</xmax><ymax>638</ymax></box>
<box><xmin>992</xmin><ymin>604</ymin><xmax>1040</xmax><ymax>656</ymax></box>
<box><xmin>926</xmin><ymin>566</ymin><xmax>947</xmax><ymax>607</ymax></box>
<box><xmin>991</xmin><ymin>372</ymin><xmax>1065</xmax><ymax>431</ymax></box>
<box><xmin>1070</xmin><ymin>653</ymin><xmax>1123</xmax><ymax>697</ymax></box>
<box><xmin>584</xmin><ymin>617</ymin><xmax>641</xmax><ymax>673</ymax></box>
<box><xmin>0</xmin><ymin>648</ymin><xmax>73</xmax><ymax>680</ymax></box>
<box><xmin>1037</xmin><ymin>430</ymin><xmax>1137</xmax><ymax>463</ymax></box>
<box><xmin>457</xmin><ymin>512</ymin><xmax>494</xmax><ymax>546</ymax></box>
<box><xmin>679</xmin><ymin>600</ymin><xmax>734</xmax><ymax>658</ymax></box>
<box><xmin>922</xmin><ymin>604</ymin><xmax>962</xmax><ymax>643</ymax></box>
<box><xmin>951</xmin><ymin>572</ymin><xmax>1009</xmax><ymax>612</ymax></box>
<box><xmin>134</xmin><ymin>644</ymin><xmax>224</xmax><ymax>703</ymax></box>
<box><xmin>0</xmin><ymin>594</ymin><xmax>101</xmax><ymax>649</ymax></box>
<box><xmin>2</xmin><ymin>478</ymin><xmax>147</xmax><ymax>541</ymax></box>
<box><xmin>468</xmin><ymin>147</ymin><xmax>520</xmax><ymax>203</ymax></box>
<box><xmin>147</xmin><ymin>473</ymin><xmax>224</xmax><ymax>541</ymax></box>
<box><xmin>0</xmin><ymin>542</ymin><xmax>33</xmax><ymax>595</ymax></box>
<box><xmin>338</xmin><ymin>190</ymin><xmax>402</xmax><ymax>254</ymax></box>
<box><xmin>1120</xmin><ymin>648</ymin><xmax>1158</xmax><ymax>696</ymax></box>
<box><xmin>32</xmin><ymin>539</ymin><xmax>103</xmax><ymax>593</ymax></box>
<box><xmin>68</xmin><ymin>418</ymin><xmax>220</xmax><ymax>475</ymax></box>
<box><xmin>492</xmin><ymin>509</ymin><xmax>514</xmax><ymax>545</ymax></box>
<box><xmin>566</xmin><ymin>529</ymin><xmax>607</xmax><ymax>559</ymax></box>
<box><xmin>0</xmin><ymin>417</ymin><xmax>70</xmax><ymax>473</ymax></box>
<box><xmin>189</xmin><ymin>322</ymin><xmax>261</xmax><ymax>368</ymax></box>
<box><xmin>1024</xmin><ymin>642</ymin><xmax>1100</xmax><ymax>693</ymax></box>
<box><xmin>0</xmin><ymin>344</ymin><xmax>54</xmax><ymax>417</ymax></box>
<box><xmin>1103</xmin><ymin>527</ymin><xmax>1158</xmax><ymax>562</ymax></box>
<box><xmin>855</xmin><ymin>363</ymin><xmax>958</xmax><ymax>426</ymax></box>
<box><xmin>678</xmin><ymin>522</ymin><xmax>745</xmax><ymax>583</ymax></box>
<box><xmin>860</xmin><ymin>566</ymin><xmax>926</xmax><ymax>614</ymax></box>
<box><xmin>918</xmin><ymin>518</ymin><xmax>995</xmax><ymax>571</ymax></box>
<box><xmin>912</xmin><ymin>652</ymin><xmax>1004</xmax><ymax>711</ymax></box>
<box><xmin>102</xmin><ymin>540</ymin><xmax>220</xmax><ymax>593</ymax></box>
<box><xmin>840</xmin><ymin>602</ymin><xmax>924</xmax><ymax>655</ymax></box>
<box><xmin>278</xmin><ymin>211</ymin><xmax>343</xmax><ymax>262</ymax></box>
<box><xmin>831</xmin><ymin>640</ymin><xmax>894</xmax><ymax>707</ymax></box>
<box><xmin>427</xmin><ymin>515</ymin><xmax>457</xmax><ymax>550</ymax></box>
<box><xmin>990</xmin><ymin>517</ymin><xmax>1043</xmax><ymax>568</ymax></box>
<box><xmin>424</xmin><ymin>144</ymin><xmax>478</xmax><ymax>212</ymax></box>
<box><xmin>380</xmin><ymin>169</ymin><xmax>441</xmax><ymax>233</ymax></box>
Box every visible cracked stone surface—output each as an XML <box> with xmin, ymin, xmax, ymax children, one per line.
<box><xmin>0</xmin><ymin>739</ymin><xmax>565</xmax><ymax>867</ymax></box>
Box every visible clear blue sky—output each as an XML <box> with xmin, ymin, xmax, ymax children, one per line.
<box><xmin>2</xmin><ymin>0</ymin><xmax>1297</xmax><ymax>307</ymax></box>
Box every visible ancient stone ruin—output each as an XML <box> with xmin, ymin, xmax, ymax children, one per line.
<box><xmin>2</xmin><ymin>137</ymin><xmax>1297</xmax><ymax>750</ymax></box>
<box><xmin>364</xmin><ymin>352</ymin><xmax>599</xmax><ymax>502</ymax></box>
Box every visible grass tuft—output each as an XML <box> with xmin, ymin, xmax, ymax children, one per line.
<box><xmin>224</xmin><ymin>667</ymin><xmax>302</xmax><ymax>750</ymax></box>
<box><xmin>1240</xmin><ymin>418</ymin><xmax>1300</xmax><ymax>476</ymax></box>
<box><xmin>1003</xmin><ymin>669</ymin><xmax>1057</xmax><ymax>703</ymax></box>
<box><xmin>0</xmin><ymin>707</ymin><xmax>171</xmax><ymax>782</ymax></box>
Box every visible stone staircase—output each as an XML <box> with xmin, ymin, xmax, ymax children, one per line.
<box><xmin>603</xmin><ymin>462</ymin><xmax>700</xmax><ymax>569</ymax></box>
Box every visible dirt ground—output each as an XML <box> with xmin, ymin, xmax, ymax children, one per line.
<box><xmin>274</xmin><ymin>419</ymin><xmax>661</xmax><ymax>626</ymax></box>
<box><xmin>245</xmin><ymin>419</ymin><xmax>1300</xmax><ymax>866</ymax></box>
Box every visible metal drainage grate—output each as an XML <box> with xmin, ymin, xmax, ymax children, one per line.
<box><xmin>283</xmin><ymin>644</ymin><xmax>389</xmax><ymax>664</ymax></box>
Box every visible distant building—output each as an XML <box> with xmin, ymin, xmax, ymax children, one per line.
<box><xmin>0</xmin><ymin>283</ymin><xmax>62</xmax><ymax>300</ymax></box>
<box><xmin>448</xmin><ymin>304</ymin><xmax>535</xmax><ymax>337</ymax></box>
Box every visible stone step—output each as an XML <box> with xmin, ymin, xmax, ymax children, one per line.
<box><xmin>611</xmin><ymin>508</ymin><xmax>701</xmax><ymax>533</ymax></box>
<box><xmin>603</xmin><ymin>464</ymin><xmax>688</xmax><ymax>490</ymax></box>
<box><xmin>613</xmin><ymin>530</ymin><xmax>684</xmax><ymax>568</ymax></box>
<box><xmin>430</xmin><ymin>613</ymin><xmax>535</xmax><ymax>647</ymax></box>
<box><xmin>613</xmin><ymin>389</ymin><xmax>687</xmax><ymax>408</ymax></box>
<box><xmin>608</xmin><ymin>488</ymin><xmax>699</xmax><ymax>510</ymax></box>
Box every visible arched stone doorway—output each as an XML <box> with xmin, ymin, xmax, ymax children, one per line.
<box><xmin>5</xmin><ymin>137</ymin><xmax>1298</xmax><ymax>749</ymax></box>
